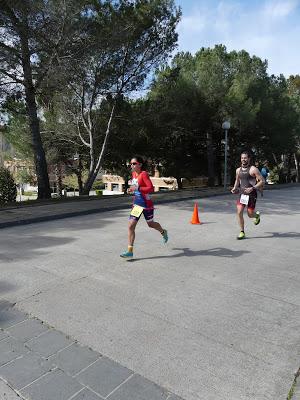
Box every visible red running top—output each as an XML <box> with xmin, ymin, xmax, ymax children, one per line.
<box><xmin>131</xmin><ymin>171</ymin><xmax>154</xmax><ymax>209</ymax></box>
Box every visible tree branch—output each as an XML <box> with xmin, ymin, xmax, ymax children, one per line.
<box><xmin>94</xmin><ymin>102</ymin><xmax>116</xmax><ymax>172</ymax></box>
<box><xmin>1</xmin><ymin>1</ymin><xmax>21</xmax><ymax>27</ymax></box>
<box><xmin>35</xmin><ymin>4</ymin><xmax>68</xmax><ymax>89</ymax></box>
<box><xmin>0</xmin><ymin>41</ymin><xmax>21</xmax><ymax>58</ymax></box>
<box><xmin>76</xmin><ymin>120</ymin><xmax>91</xmax><ymax>148</ymax></box>
<box><xmin>0</xmin><ymin>68</ymin><xmax>23</xmax><ymax>84</ymax></box>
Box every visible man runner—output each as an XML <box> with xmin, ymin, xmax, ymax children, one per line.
<box><xmin>231</xmin><ymin>151</ymin><xmax>265</xmax><ymax>240</ymax></box>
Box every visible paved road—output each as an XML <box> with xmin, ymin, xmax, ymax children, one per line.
<box><xmin>0</xmin><ymin>187</ymin><xmax>299</xmax><ymax>400</ymax></box>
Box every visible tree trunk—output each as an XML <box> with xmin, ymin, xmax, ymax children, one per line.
<box><xmin>20</xmin><ymin>19</ymin><xmax>51</xmax><ymax>199</ymax></box>
<box><xmin>123</xmin><ymin>176</ymin><xmax>129</xmax><ymax>195</ymax></box>
<box><xmin>175</xmin><ymin>175</ymin><xmax>183</xmax><ymax>189</ymax></box>
<box><xmin>55</xmin><ymin>164</ymin><xmax>63</xmax><ymax>197</ymax></box>
<box><xmin>206</xmin><ymin>132</ymin><xmax>215</xmax><ymax>186</ymax></box>
<box><xmin>82</xmin><ymin>170</ymin><xmax>97</xmax><ymax>195</ymax></box>
<box><xmin>82</xmin><ymin>103</ymin><xmax>116</xmax><ymax>195</ymax></box>
<box><xmin>77</xmin><ymin>157</ymin><xmax>83</xmax><ymax>194</ymax></box>
<box><xmin>215</xmin><ymin>141</ymin><xmax>222</xmax><ymax>186</ymax></box>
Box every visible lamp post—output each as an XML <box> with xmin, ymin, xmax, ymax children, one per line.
<box><xmin>222</xmin><ymin>121</ymin><xmax>230</xmax><ymax>189</ymax></box>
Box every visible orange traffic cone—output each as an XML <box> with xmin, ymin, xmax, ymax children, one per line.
<box><xmin>190</xmin><ymin>203</ymin><xmax>201</xmax><ymax>224</ymax></box>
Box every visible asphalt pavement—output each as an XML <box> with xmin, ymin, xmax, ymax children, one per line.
<box><xmin>0</xmin><ymin>185</ymin><xmax>299</xmax><ymax>400</ymax></box>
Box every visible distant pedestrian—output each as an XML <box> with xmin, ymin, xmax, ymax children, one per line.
<box><xmin>260</xmin><ymin>162</ymin><xmax>269</xmax><ymax>183</ymax></box>
<box><xmin>120</xmin><ymin>156</ymin><xmax>168</xmax><ymax>259</ymax></box>
<box><xmin>231</xmin><ymin>151</ymin><xmax>265</xmax><ymax>240</ymax></box>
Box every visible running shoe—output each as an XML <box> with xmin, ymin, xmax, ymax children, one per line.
<box><xmin>237</xmin><ymin>231</ymin><xmax>246</xmax><ymax>240</ymax></box>
<box><xmin>162</xmin><ymin>229</ymin><xmax>168</xmax><ymax>244</ymax></box>
<box><xmin>254</xmin><ymin>211</ymin><xmax>260</xmax><ymax>225</ymax></box>
<box><xmin>120</xmin><ymin>251</ymin><xmax>133</xmax><ymax>259</ymax></box>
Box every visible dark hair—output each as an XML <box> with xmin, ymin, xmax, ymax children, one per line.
<box><xmin>241</xmin><ymin>150</ymin><xmax>255</xmax><ymax>166</ymax></box>
<box><xmin>131</xmin><ymin>155</ymin><xmax>147</xmax><ymax>171</ymax></box>
<box><xmin>241</xmin><ymin>150</ymin><xmax>251</xmax><ymax>158</ymax></box>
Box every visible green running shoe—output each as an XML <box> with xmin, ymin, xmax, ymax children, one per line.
<box><xmin>254</xmin><ymin>211</ymin><xmax>260</xmax><ymax>225</ymax></box>
<box><xmin>120</xmin><ymin>251</ymin><xmax>133</xmax><ymax>259</ymax></box>
<box><xmin>162</xmin><ymin>229</ymin><xmax>168</xmax><ymax>244</ymax></box>
<box><xmin>237</xmin><ymin>231</ymin><xmax>246</xmax><ymax>240</ymax></box>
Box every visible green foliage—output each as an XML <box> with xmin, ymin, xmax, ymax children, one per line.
<box><xmin>15</xmin><ymin>169</ymin><xmax>35</xmax><ymax>185</ymax></box>
<box><xmin>1</xmin><ymin>0</ymin><xmax>299</xmax><ymax>189</ymax></box>
<box><xmin>1</xmin><ymin>0</ymin><xmax>181</xmax><ymax>197</ymax></box>
<box><xmin>92</xmin><ymin>180</ymin><xmax>105</xmax><ymax>190</ymax></box>
<box><xmin>141</xmin><ymin>45</ymin><xmax>300</xmax><ymax>184</ymax></box>
<box><xmin>63</xmin><ymin>173</ymin><xmax>81</xmax><ymax>190</ymax></box>
<box><xmin>0</xmin><ymin>167</ymin><xmax>17</xmax><ymax>205</ymax></box>
<box><xmin>148</xmin><ymin>67</ymin><xmax>209</xmax><ymax>182</ymax></box>
<box><xmin>2</xmin><ymin>100</ymin><xmax>33</xmax><ymax>159</ymax></box>
<box><xmin>268</xmin><ymin>167</ymin><xmax>280</xmax><ymax>184</ymax></box>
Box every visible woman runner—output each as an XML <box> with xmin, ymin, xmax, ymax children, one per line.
<box><xmin>120</xmin><ymin>156</ymin><xmax>168</xmax><ymax>259</ymax></box>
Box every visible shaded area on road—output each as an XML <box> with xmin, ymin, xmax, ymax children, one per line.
<box><xmin>246</xmin><ymin>231</ymin><xmax>300</xmax><ymax>240</ymax></box>
<box><xmin>130</xmin><ymin>247</ymin><xmax>251</xmax><ymax>262</ymax></box>
<box><xmin>0</xmin><ymin>234</ymin><xmax>76</xmax><ymax>262</ymax></box>
<box><xmin>0</xmin><ymin>282</ymin><xmax>16</xmax><ymax>295</ymax></box>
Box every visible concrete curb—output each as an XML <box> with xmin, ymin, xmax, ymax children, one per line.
<box><xmin>289</xmin><ymin>368</ymin><xmax>300</xmax><ymax>399</ymax></box>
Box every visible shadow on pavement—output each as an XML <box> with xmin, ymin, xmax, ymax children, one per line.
<box><xmin>247</xmin><ymin>231</ymin><xmax>300</xmax><ymax>239</ymax></box>
<box><xmin>15</xmin><ymin>209</ymin><xmax>126</xmax><ymax>234</ymax></box>
<box><xmin>0</xmin><ymin>281</ymin><xmax>16</xmax><ymax>295</ymax></box>
<box><xmin>130</xmin><ymin>247</ymin><xmax>251</xmax><ymax>262</ymax></box>
<box><xmin>0</xmin><ymin>235</ymin><xmax>77</xmax><ymax>262</ymax></box>
<box><xmin>0</xmin><ymin>299</ymin><xmax>14</xmax><ymax>313</ymax></box>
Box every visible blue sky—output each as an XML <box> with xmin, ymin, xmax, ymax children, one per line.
<box><xmin>175</xmin><ymin>0</ymin><xmax>300</xmax><ymax>77</ymax></box>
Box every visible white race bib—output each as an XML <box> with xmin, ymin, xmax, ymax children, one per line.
<box><xmin>240</xmin><ymin>194</ymin><xmax>249</xmax><ymax>205</ymax></box>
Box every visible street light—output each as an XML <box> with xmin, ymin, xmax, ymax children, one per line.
<box><xmin>222</xmin><ymin>121</ymin><xmax>230</xmax><ymax>189</ymax></box>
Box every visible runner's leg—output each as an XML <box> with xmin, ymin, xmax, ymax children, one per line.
<box><xmin>145</xmin><ymin>210</ymin><xmax>168</xmax><ymax>243</ymax></box>
<box><xmin>120</xmin><ymin>217</ymin><xmax>138</xmax><ymax>258</ymax></box>
<box><xmin>128</xmin><ymin>218</ymin><xmax>138</xmax><ymax>246</ymax></box>
<box><xmin>247</xmin><ymin>195</ymin><xmax>260</xmax><ymax>225</ymax></box>
<box><xmin>237</xmin><ymin>204</ymin><xmax>245</xmax><ymax>232</ymax></box>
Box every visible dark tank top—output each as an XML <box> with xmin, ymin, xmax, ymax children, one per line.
<box><xmin>238</xmin><ymin>167</ymin><xmax>256</xmax><ymax>194</ymax></box>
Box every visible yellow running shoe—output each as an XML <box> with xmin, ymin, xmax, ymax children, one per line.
<box><xmin>237</xmin><ymin>231</ymin><xmax>246</xmax><ymax>240</ymax></box>
<box><xmin>254</xmin><ymin>211</ymin><xmax>260</xmax><ymax>225</ymax></box>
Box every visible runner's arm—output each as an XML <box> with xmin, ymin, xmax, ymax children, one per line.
<box><xmin>231</xmin><ymin>168</ymin><xmax>240</xmax><ymax>193</ymax></box>
<box><xmin>251</xmin><ymin>167</ymin><xmax>265</xmax><ymax>190</ymax></box>
<box><xmin>139</xmin><ymin>171</ymin><xmax>154</xmax><ymax>194</ymax></box>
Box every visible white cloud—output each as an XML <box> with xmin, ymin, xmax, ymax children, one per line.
<box><xmin>176</xmin><ymin>0</ymin><xmax>300</xmax><ymax>76</ymax></box>
<box><xmin>263</xmin><ymin>0</ymin><xmax>299</xmax><ymax>19</ymax></box>
<box><xmin>179</xmin><ymin>13</ymin><xmax>206</xmax><ymax>33</ymax></box>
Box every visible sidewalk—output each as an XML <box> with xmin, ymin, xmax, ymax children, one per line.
<box><xmin>0</xmin><ymin>302</ymin><xmax>183</xmax><ymax>400</ymax></box>
<box><xmin>1</xmin><ymin>183</ymin><xmax>298</xmax><ymax>229</ymax></box>
<box><xmin>0</xmin><ymin>187</ymin><xmax>227</xmax><ymax>229</ymax></box>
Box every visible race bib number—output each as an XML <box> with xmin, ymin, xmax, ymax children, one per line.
<box><xmin>240</xmin><ymin>194</ymin><xmax>249</xmax><ymax>205</ymax></box>
<box><xmin>130</xmin><ymin>205</ymin><xmax>144</xmax><ymax>217</ymax></box>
